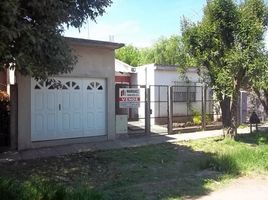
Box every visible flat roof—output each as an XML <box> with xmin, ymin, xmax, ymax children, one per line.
<box><xmin>65</xmin><ymin>37</ymin><xmax>124</xmax><ymax>50</ymax></box>
<box><xmin>138</xmin><ymin>63</ymin><xmax>198</xmax><ymax>73</ymax></box>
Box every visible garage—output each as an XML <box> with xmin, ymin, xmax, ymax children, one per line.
<box><xmin>15</xmin><ymin>37</ymin><xmax>123</xmax><ymax>150</ymax></box>
<box><xmin>31</xmin><ymin>77</ymin><xmax>106</xmax><ymax>141</ymax></box>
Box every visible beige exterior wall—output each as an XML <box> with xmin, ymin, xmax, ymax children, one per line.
<box><xmin>17</xmin><ymin>74</ymin><xmax>31</xmax><ymax>149</ymax></box>
<box><xmin>17</xmin><ymin>44</ymin><xmax>116</xmax><ymax>150</ymax></box>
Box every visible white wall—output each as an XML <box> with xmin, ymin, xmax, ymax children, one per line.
<box><xmin>153</xmin><ymin>70</ymin><xmax>203</xmax><ymax>119</ymax></box>
<box><xmin>135</xmin><ymin>64</ymin><xmax>155</xmax><ymax>119</ymax></box>
<box><xmin>135</xmin><ymin>65</ymin><xmax>212</xmax><ymax>123</ymax></box>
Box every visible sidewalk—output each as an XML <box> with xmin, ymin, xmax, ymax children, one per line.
<box><xmin>192</xmin><ymin>176</ymin><xmax>268</xmax><ymax>200</ymax></box>
<box><xmin>0</xmin><ymin>126</ymin><xmax>257</xmax><ymax>163</ymax></box>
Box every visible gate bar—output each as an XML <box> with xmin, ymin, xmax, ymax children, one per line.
<box><xmin>168</xmin><ymin>86</ymin><xmax>173</xmax><ymax>134</ymax></box>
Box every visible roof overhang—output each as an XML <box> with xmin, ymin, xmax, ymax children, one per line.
<box><xmin>65</xmin><ymin>37</ymin><xmax>124</xmax><ymax>50</ymax></box>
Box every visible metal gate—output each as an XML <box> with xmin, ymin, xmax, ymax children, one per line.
<box><xmin>115</xmin><ymin>84</ymin><xmax>147</xmax><ymax>135</ymax></box>
<box><xmin>149</xmin><ymin>85</ymin><xmax>169</xmax><ymax>134</ymax></box>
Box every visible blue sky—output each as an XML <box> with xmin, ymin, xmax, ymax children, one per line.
<box><xmin>64</xmin><ymin>0</ymin><xmax>267</xmax><ymax>47</ymax></box>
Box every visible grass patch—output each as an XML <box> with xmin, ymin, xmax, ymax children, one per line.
<box><xmin>0</xmin><ymin>177</ymin><xmax>102</xmax><ymax>200</ymax></box>
<box><xmin>0</xmin><ymin>132</ymin><xmax>268</xmax><ymax>199</ymax></box>
<box><xmin>185</xmin><ymin>133</ymin><xmax>268</xmax><ymax>175</ymax></box>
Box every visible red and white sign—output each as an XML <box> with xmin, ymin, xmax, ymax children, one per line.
<box><xmin>119</xmin><ymin>88</ymin><xmax>140</xmax><ymax>108</ymax></box>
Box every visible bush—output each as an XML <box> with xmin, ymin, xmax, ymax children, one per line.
<box><xmin>192</xmin><ymin>111</ymin><xmax>212</xmax><ymax>125</ymax></box>
<box><xmin>0</xmin><ymin>90</ymin><xmax>9</xmax><ymax>111</ymax></box>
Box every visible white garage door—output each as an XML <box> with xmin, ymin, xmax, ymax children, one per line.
<box><xmin>31</xmin><ymin>77</ymin><xmax>106</xmax><ymax>141</ymax></box>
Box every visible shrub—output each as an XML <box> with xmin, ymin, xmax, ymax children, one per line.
<box><xmin>192</xmin><ymin>110</ymin><xmax>212</xmax><ymax>125</ymax></box>
<box><xmin>0</xmin><ymin>90</ymin><xmax>9</xmax><ymax>111</ymax></box>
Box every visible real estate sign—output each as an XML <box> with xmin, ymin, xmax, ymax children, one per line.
<box><xmin>119</xmin><ymin>88</ymin><xmax>140</xmax><ymax>108</ymax></box>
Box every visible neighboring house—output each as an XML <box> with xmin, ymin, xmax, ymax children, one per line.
<box><xmin>246</xmin><ymin>90</ymin><xmax>267</xmax><ymax>122</ymax></box>
<box><xmin>135</xmin><ymin>64</ymin><xmax>213</xmax><ymax>124</ymax></box>
<box><xmin>14</xmin><ymin>37</ymin><xmax>123</xmax><ymax>150</ymax></box>
<box><xmin>114</xmin><ymin>59</ymin><xmax>137</xmax><ymax>117</ymax></box>
<box><xmin>115</xmin><ymin>59</ymin><xmax>136</xmax><ymax>85</ymax></box>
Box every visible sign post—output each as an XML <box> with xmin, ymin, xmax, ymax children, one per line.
<box><xmin>119</xmin><ymin>88</ymin><xmax>140</xmax><ymax>108</ymax></box>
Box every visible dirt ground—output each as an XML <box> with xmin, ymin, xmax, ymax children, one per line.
<box><xmin>193</xmin><ymin>175</ymin><xmax>268</xmax><ymax>200</ymax></box>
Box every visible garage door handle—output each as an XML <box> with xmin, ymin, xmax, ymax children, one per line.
<box><xmin>59</xmin><ymin>104</ymin><xmax>61</xmax><ymax>111</ymax></box>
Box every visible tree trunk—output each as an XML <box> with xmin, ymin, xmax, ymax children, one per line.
<box><xmin>225</xmin><ymin>76</ymin><xmax>243</xmax><ymax>138</ymax></box>
<box><xmin>220</xmin><ymin>96</ymin><xmax>232</xmax><ymax>128</ymax></box>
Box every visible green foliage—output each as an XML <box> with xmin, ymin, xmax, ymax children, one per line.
<box><xmin>192</xmin><ymin>111</ymin><xmax>202</xmax><ymax>125</ymax></box>
<box><xmin>149</xmin><ymin>35</ymin><xmax>184</xmax><ymax>65</ymax></box>
<box><xmin>0</xmin><ymin>178</ymin><xmax>102</xmax><ymax>200</ymax></box>
<box><xmin>115</xmin><ymin>45</ymin><xmax>140</xmax><ymax>67</ymax></box>
<box><xmin>0</xmin><ymin>0</ymin><xmax>112</xmax><ymax>80</ymax></box>
<box><xmin>192</xmin><ymin>111</ymin><xmax>212</xmax><ymax>125</ymax></box>
<box><xmin>115</xmin><ymin>35</ymin><xmax>185</xmax><ymax>66</ymax></box>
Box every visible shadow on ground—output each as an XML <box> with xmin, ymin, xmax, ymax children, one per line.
<box><xmin>0</xmin><ymin>137</ymin><xmax>244</xmax><ymax>200</ymax></box>
<box><xmin>236</xmin><ymin>131</ymin><xmax>268</xmax><ymax>145</ymax></box>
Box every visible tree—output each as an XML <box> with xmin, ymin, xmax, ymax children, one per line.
<box><xmin>0</xmin><ymin>0</ymin><xmax>112</xmax><ymax>80</ymax></box>
<box><xmin>115</xmin><ymin>36</ymin><xmax>185</xmax><ymax>66</ymax></box>
<box><xmin>181</xmin><ymin>0</ymin><xmax>268</xmax><ymax>137</ymax></box>
<box><xmin>115</xmin><ymin>45</ymin><xmax>140</xmax><ymax>67</ymax></box>
<box><xmin>140</xmin><ymin>35</ymin><xmax>186</xmax><ymax>66</ymax></box>
<box><xmin>149</xmin><ymin>36</ymin><xmax>183</xmax><ymax>65</ymax></box>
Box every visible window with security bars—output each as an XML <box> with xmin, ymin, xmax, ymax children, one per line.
<box><xmin>172</xmin><ymin>82</ymin><xmax>196</xmax><ymax>102</ymax></box>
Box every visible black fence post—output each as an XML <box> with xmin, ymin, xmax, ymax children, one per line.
<box><xmin>168</xmin><ymin>86</ymin><xmax>173</xmax><ymax>134</ymax></box>
<box><xmin>10</xmin><ymin>84</ymin><xmax>18</xmax><ymax>149</ymax></box>
<box><xmin>145</xmin><ymin>87</ymin><xmax>150</xmax><ymax>133</ymax></box>
<box><xmin>202</xmin><ymin>84</ymin><xmax>207</xmax><ymax>131</ymax></box>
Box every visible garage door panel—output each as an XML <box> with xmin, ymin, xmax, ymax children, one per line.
<box><xmin>73</xmin><ymin>112</ymin><xmax>82</xmax><ymax>129</ymax></box>
<box><xmin>35</xmin><ymin>114</ymin><xmax>44</xmax><ymax>132</ymax></box>
<box><xmin>34</xmin><ymin>92</ymin><xmax>43</xmax><ymax>110</ymax></box>
<box><xmin>95</xmin><ymin>112</ymin><xmax>105</xmax><ymax>130</ymax></box>
<box><xmin>86</xmin><ymin>93</ymin><xmax>94</xmax><ymax>109</ymax></box>
<box><xmin>62</xmin><ymin>92</ymin><xmax>70</xmax><ymax>109</ymax></box>
<box><xmin>95</xmin><ymin>93</ymin><xmax>105</xmax><ymax>109</ymax></box>
<box><xmin>47</xmin><ymin>93</ymin><xmax>56</xmax><ymax>111</ymax></box>
<box><xmin>47</xmin><ymin>113</ymin><xmax>56</xmax><ymax>131</ymax></box>
<box><xmin>85</xmin><ymin>112</ymin><xmax>94</xmax><ymax>129</ymax></box>
<box><xmin>62</xmin><ymin>113</ymin><xmax>71</xmax><ymax>130</ymax></box>
<box><xmin>73</xmin><ymin>93</ymin><xmax>82</xmax><ymax>109</ymax></box>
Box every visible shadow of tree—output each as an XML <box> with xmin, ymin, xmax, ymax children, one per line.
<box><xmin>236</xmin><ymin>132</ymin><xmax>268</xmax><ymax>145</ymax></box>
<box><xmin>0</xmin><ymin>140</ymin><xmax>243</xmax><ymax>200</ymax></box>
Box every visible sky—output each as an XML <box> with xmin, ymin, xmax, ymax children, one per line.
<box><xmin>64</xmin><ymin>0</ymin><xmax>207</xmax><ymax>47</ymax></box>
<box><xmin>64</xmin><ymin>0</ymin><xmax>268</xmax><ymax>48</ymax></box>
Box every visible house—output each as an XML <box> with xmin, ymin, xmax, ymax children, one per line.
<box><xmin>114</xmin><ymin>59</ymin><xmax>137</xmax><ymax>118</ymax></box>
<box><xmin>14</xmin><ymin>37</ymin><xmax>123</xmax><ymax>150</ymax></box>
<box><xmin>135</xmin><ymin>63</ymin><xmax>213</xmax><ymax>125</ymax></box>
<box><xmin>115</xmin><ymin>59</ymin><xmax>136</xmax><ymax>85</ymax></box>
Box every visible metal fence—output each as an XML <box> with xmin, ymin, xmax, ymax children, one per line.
<box><xmin>149</xmin><ymin>85</ymin><xmax>169</xmax><ymax>134</ymax></box>
<box><xmin>170</xmin><ymin>85</ymin><xmax>204</xmax><ymax>133</ymax></box>
<box><xmin>147</xmin><ymin>85</ymin><xmax>223</xmax><ymax>134</ymax></box>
